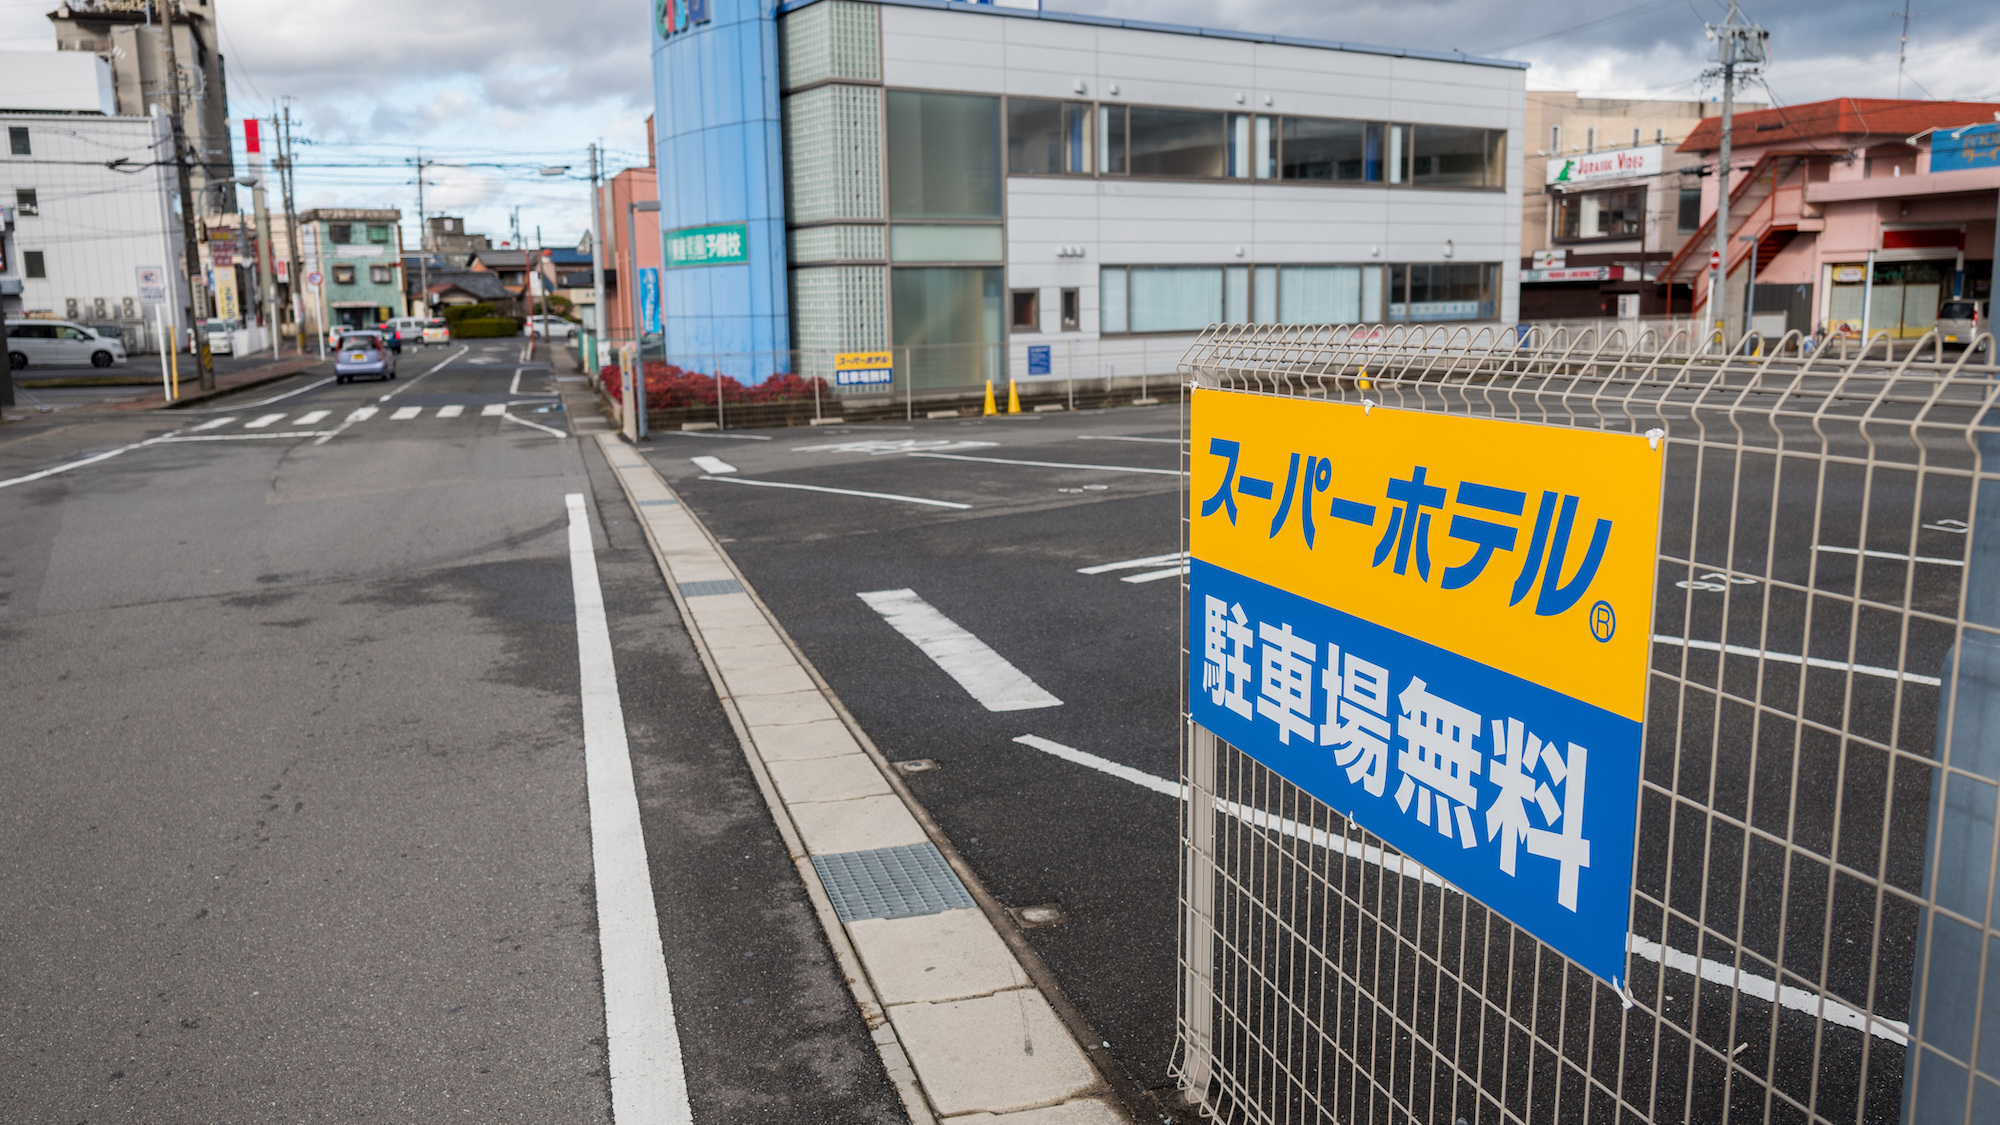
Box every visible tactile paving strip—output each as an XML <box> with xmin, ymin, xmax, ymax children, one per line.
<box><xmin>811</xmin><ymin>842</ymin><xmax>974</xmax><ymax>922</ymax></box>
<box><xmin>677</xmin><ymin>578</ymin><xmax>745</xmax><ymax>598</ymax></box>
<box><xmin>637</xmin><ymin>497</ymin><xmax>680</xmax><ymax>507</ymax></box>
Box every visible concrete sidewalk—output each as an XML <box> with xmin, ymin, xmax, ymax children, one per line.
<box><xmin>595</xmin><ymin>432</ymin><xmax>1130</xmax><ymax>1125</ymax></box>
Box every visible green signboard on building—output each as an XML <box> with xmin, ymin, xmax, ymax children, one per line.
<box><xmin>665</xmin><ymin>222</ymin><xmax>749</xmax><ymax>268</ymax></box>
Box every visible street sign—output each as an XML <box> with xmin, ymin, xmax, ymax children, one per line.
<box><xmin>834</xmin><ymin>350</ymin><xmax>893</xmax><ymax>386</ymax></box>
<box><xmin>1188</xmin><ymin>388</ymin><xmax>1664</xmax><ymax>986</ymax></box>
<box><xmin>306</xmin><ymin>270</ymin><xmax>323</xmax><ymax>286</ymax></box>
<box><xmin>664</xmin><ymin>222</ymin><xmax>748</xmax><ymax>268</ymax></box>
<box><xmin>1027</xmin><ymin>345</ymin><xmax>1051</xmax><ymax>376</ymax></box>
<box><xmin>1708</xmin><ymin>249</ymin><xmax>1721</xmax><ymax>271</ymax></box>
<box><xmin>136</xmin><ymin>266</ymin><xmax>166</xmax><ymax>302</ymax></box>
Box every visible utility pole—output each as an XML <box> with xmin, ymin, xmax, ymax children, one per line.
<box><xmin>1705</xmin><ymin>0</ymin><xmax>1767</xmax><ymax>352</ymax></box>
<box><xmin>413</xmin><ymin>153</ymin><xmax>430</xmax><ymax>320</ymax></box>
<box><xmin>278</xmin><ymin>104</ymin><xmax>303</xmax><ymax>350</ymax></box>
<box><xmin>589</xmin><ymin>141</ymin><xmax>607</xmax><ymax>371</ymax></box>
<box><xmin>1894</xmin><ymin>2</ymin><xmax>1913</xmax><ymax>97</ymax></box>
<box><xmin>246</xmin><ymin>116</ymin><xmax>277</xmax><ymax>360</ymax></box>
<box><xmin>156</xmin><ymin>0</ymin><xmax>212</xmax><ymax>389</ymax></box>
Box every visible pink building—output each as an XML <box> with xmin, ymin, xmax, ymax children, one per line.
<box><xmin>1664</xmin><ymin>98</ymin><xmax>2000</xmax><ymax>341</ymax></box>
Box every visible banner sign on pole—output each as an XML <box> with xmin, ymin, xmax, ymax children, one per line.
<box><xmin>639</xmin><ymin>267</ymin><xmax>661</xmax><ymax>334</ymax></box>
<box><xmin>834</xmin><ymin>350</ymin><xmax>894</xmax><ymax>386</ymax></box>
<box><xmin>1188</xmin><ymin>388</ymin><xmax>1664</xmax><ymax>986</ymax></box>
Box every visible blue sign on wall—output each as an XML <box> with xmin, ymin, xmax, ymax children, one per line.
<box><xmin>1931</xmin><ymin>122</ymin><xmax>2000</xmax><ymax>175</ymax></box>
<box><xmin>639</xmin><ymin>268</ymin><xmax>661</xmax><ymax>334</ymax></box>
<box><xmin>1027</xmin><ymin>345</ymin><xmax>1051</xmax><ymax>376</ymax></box>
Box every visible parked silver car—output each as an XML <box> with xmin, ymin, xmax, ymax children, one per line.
<box><xmin>1937</xmin><ymin>299</ymin><xmax>1987</xmax><ymax>349</ymax></box>
<box><xmin>6</xmin><ymin>319</ymin><xmax>128</xmax><ymax>369</ymax></box>
<box><xmin>333</xmin><ymin>330</ymin><xmax>398</xmax><ymax>383</ymax></box>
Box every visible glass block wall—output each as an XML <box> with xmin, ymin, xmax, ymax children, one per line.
<box><xmin>778</xmin><ymin>0</ymin><xmax>879</xmax><ymax>90</ymax></box>
<box><xmin>790</xmin><ymin>265</ymin><xmax>888</xmax><ymax>386</ymax></box>
<box><xmin>789</xmin><ymin>224</ymin><xmax>885</xmax><ymax>264</ymax></box>
<box><xmin>782</xmin><ymin>83</ymin><xmax>883</xmax><ymax>225</ymax></box>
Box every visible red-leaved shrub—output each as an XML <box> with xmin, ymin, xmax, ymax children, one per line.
<box><xmin>599</xmin><ymin>362</ymin><xmax>827</xmax><ymax>408</ymax></box>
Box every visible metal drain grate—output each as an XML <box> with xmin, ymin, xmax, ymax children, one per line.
<box><xmin>677</xmin><ymin>579</ymin><xmax>744</xmax><ymax>598</ymax></box>
<box><xmin>637</xmin><ymin>498</ymin><xmax>680</xmax><ymax>507</ymax></box>
<box><xmin>811</xmin><ymin>843</ymin><xmax>974</xmax><ymax>922</ymax></box>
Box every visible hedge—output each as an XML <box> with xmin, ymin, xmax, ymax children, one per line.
<box><xmin>599</xmin><ymin>361</ymin><xmax>827</xmax><ymax>408</ymax></box>
<box><xmin>453</xmin><ymin>318</ymin><xmax>521</xmax><ymax>338</ymax></box>
<box><xmin>441</xmin><ymin>303</ymin><xmax>494</xmax><ymax>323</ymax></box>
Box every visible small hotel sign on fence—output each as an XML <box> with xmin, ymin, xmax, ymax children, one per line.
<box><xmin>665</xmin><ymin>223</ymin><xmax>749</xmax><ymax>268</ymax></box>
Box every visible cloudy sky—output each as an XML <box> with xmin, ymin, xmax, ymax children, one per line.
<box><xmin>4</xmin><ymin>0</ymin><xmax>1999</xmax><ymax>248</ymax></box>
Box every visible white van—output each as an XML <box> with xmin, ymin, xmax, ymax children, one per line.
<box><xmin>384</xmin><ymin>316</ymin><xmax>433</xmax><ymax>347</ymax></box>
<box><xmin>6</xmin><ymin>319</ymin><xmax>128</xmax><ymax>369</ymax></box>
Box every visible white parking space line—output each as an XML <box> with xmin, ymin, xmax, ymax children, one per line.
<box><xmin>390</xmin><ymin>406</ymin><xmax>423</xmax><ymax>421</ymax></box>
<box><xmin>1815</xmin><ymin>543</ymin><xmax>1964</xmax><ymax>567</ymax></box>
<box><xmin>689</xmin><ymin>455</ymin><xmax>736</xmax><ymax>474</ymax></box>
<box><xmin>510</xmin><ymin>367</ymin><xmax>525</xmax><ymax>395</ymax></box>
<box><xmin>565</xmin><ymin>493</ymin><xmax>696</xmax><ymax>1124</ymax></box>
<box><xmin>482</xmin><ymin>403</ymin><xmax>507</xmax><ymax>416</ymax></box>
<box><xmin>908</xmin><ymin>451</ymin><xmax>1185</xmax><ymax>476</ymax></box>
<box><xmin>1075</xmin><ymin>435</ymin><xmax>1181</xmax><ymax>445</ymax></box>
<box><xmin>435</xmin><ymin>404</ymin><xmax>464</xmax><ymax>418</ymax></box>
<box><xmin>858</xmin><ymin>588</ymin><xmax>1061</xmax><ymax>711</ymax></box>
<box><xmin>1077</xmin><ymin>552</ymin><xmax>1185</xmax><ymax>575</ymax></box>
<box><xmin>1652</xmin><ymin>634</ymin><xmax>1942</xmax><ymax>687</ymax></box>
<box><xmin>293</xmin><ymin>410</ymin><xmax>330</xmax><ymax>425</ymax></box>
<box><xmin>1122</xmin><ymin>565</ymin><xmax>1189</xmax><ymax>584</ymax></box>
<box><xmin>187</xmin><ymin>416</ymin><xmax>238</xmax><ymax>432</ymax></box>
<box><xmin>1012</xmin><ymin>732</ymin><xmax>1911</xmax><ymax>1046</ymax></box>
<box><xmin>500</xmin><ymin>411</ymin><xmax>569</xmax><ymax>438</ymax></box>
<box><xmin>698</xmin><ymin>475</ymin><xmax>969</xmax><ymax>509</ymax></box>
<box><xmin>243</xmin><ymin>413</ymin><xmax>287</xmax><ymax>429</ymax></box>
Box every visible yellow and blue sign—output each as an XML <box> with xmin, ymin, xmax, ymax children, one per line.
<box><xmin>1931</xmin><ymin>122</ymin><xmax>2000</xmax><ymax>175</ymax></box>
<box><xmin>1189</xmin><ymin>388</ymin><xmax>1663</xmax><ymax>986</ymax></box>
<box><xmin>834</xmin><ymin>350</ymin><xmax>894</xmax><ymax>387</ymax></box>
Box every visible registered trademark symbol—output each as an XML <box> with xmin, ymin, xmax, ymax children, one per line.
<box><xmin>1589</xmin><ymin>600</ymin><xmax>1616</xmax><ymax>643</ymax></box>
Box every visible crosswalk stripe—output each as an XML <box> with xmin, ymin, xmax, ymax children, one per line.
<box><xmin>436</xmin><ymin>404</ymin><xmax>464</xmax><ymax>418</ymax></box>
<box><xmin>390</xmin><ymin>406</ymin><xmax>422</xmax><ymax>420</ymax></box>
<box><xmin>346</xmin><ymin>406</ymin><xmax>379</xmax><ymax>423</ymax></box>
<box><xmin>188</xmin><ymin>416</ymin><xmax>237</xmax><ymax>432</ymax></box>
<box><xmin>293</xmin><ymin>410</ymin><xmax>330</xmax><ymax>425</ymax></box>
<box><xmin>244</xmin><ymin>413</ymin><xmax>287</xmax><ymax>429</ymax></box>
<box><xmin>481</xmin><ymin>404</ymin><xmax>506</xmax><ymax>416</ymax></box>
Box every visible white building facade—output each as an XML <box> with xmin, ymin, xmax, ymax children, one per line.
<box><xmin>0</xmin><ymin>101</ymin><xmax>185</xmax><ymax>347</ymax></box>
<box><xmin>657</xmin><ymin>0</ymin><xmax>1526</xmax><ymax>391</ymax></box>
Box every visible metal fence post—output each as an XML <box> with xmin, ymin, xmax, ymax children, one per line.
<box><xmin>1181</xmin><ymin>722</ymin><xmax>1217</xmax><ymax>1107</ymax></box>
<box><xmin>1907</xmin><ymin>428</ymin><xmax>2000</xmax><ymax>1123</ymax></box>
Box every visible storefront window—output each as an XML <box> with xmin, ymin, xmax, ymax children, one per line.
<box><xmin>1389</xmin><ymin>262</ymin><xmax>1496</xmax><ymax>321</ymax></box>
<box><xmin>889</xmin><ymin>91</ymin><xmax>1001</xmax><ymax>219</ymax></box>
<box><xmin>1555</xmin><ymin>188</ymin><xmax>1644</xmax><ymax>240</ymax></box>
<box><xmin>892</xmin><ymin>266</ymin><xmax>1001</xmax><ymax>387</ymax></box>
<box><xmin>1129</xmin><ymin>107</ymin><xmax>1226</xmax><ymax>178</ymax></box>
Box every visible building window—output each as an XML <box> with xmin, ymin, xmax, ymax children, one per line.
<box><xmin>24</xmin><ymin>250</ymin><xmax>46</xmax><ymax>278</ymax></box>
<box><xmin>14</xmin><ymin>188</ymin><xmax>36</xmax><ymax>216</ymax></box>
<box><xmin>1224</xmin><ymin>267</ymin><xmax>1249</xmax><ymax>322</ymax></box>
<box><xmin>1389</xmin><ymin>263</ymin><xmax>1498</xmax><ymax>322</ymax></box>
<box><xmin>1550</xmin><ymin>124</ymin><xmax>1561</xmax><ymax>152</ymax></box>
<box><xmin>1279</xmin><ymin>264</ymin><xmax>1382</xmax><ymax>324</ymax></box>
<box><xmin>1585</xmin><ymin>127</ymin><xmax>1595</xmax><ymax>153</ymax></box>
<box><xmin>888</xmin><ymin>90</ymin><xmax>1001</xmax><ymax>219</ymax></box>
<box><xmin>1556</xmin><ymin>187</ymin><xmax>1645</xmax><ymax>240</ymax></box>
<box><xmin>1410</xmin><ymin>126</ymin><xmax>1504</xmax><ymax>188</ymax></box>
<box><xmin>1129</xmin><ymin>107</ymin><xmax>1227</xmax><ymax>178</ymax></box>
<box><xmin>1632</xmin><ymin>128</ymin><xmax>1641</xmax><ymax>147</ymax></box>
<box><xmin>370</xmin><ymin>265</ymin><xmax>393</xmax><ymax>283</ymax></box>
<box><xmin>1099</xmin><ymin>105</ymin><xmax>1126</xmax><ymax>174</ymax></box>
<box><xmin>8</xmin><ymin>126</ymin><xmax>28</xmax><ymax>155</ymax></box>
<box><xmin>1011</xmin><ymin>289</ymin><xmax>1039</xmax><ymax>331</ymax></box>
<box><xmin>1655</xmin><ymin>128</ymin><xmax>1665</xmax><ymax>144</ymax></box>
<box><xmin>368</xmin><ymin>224</ymin><xmax>390</xmax><ymax>243</ymax></box>
<box><xmin>1130</xmin><ymin>266</ymin><xmax>1224</xmax><ymax>332</ymax></box>
<box><xmin>1677</xmin><ymin>188</ymin><xmax>1702</xmax><ymax>233</ymax></box>
<box><xmin>1100</xmin><ymin>266</ymin><xmax>1127</xmax><ymax>333</ymax></box>
<box><xmin>892</xmin><ymin>266</ymin><xmax>1002</xmax><ymax>388</ymax></box>
<box><xmin>332</xmin><ymin>264</ymin><xmax>356</xmax><ymax>284</ymax></box>
<box><xmin>1227</xmin><ymin>114</ymin><xmax>1274</xmax><ymax>179</ymax></box>
<box><xmin>1281</xmin><ymin>118</ymin><xmax>1374</xmax><ymax>182</ymax></box>
<box><xmin>1060</xmin><ymin>287</ymin><xmax>1079</xmax><ymax>331</ymax></box>
<box><xmin>329</xmin><ymin>223</ymin><xmax>352</xmax><ymax>244</ymax></box>
<box><xmin>1008</xmin><ymin>98</ymin><xmax>1094</xmax><ymax>175</ymax></box>
<box><xmin>889</xmin><ymin>225</ymin><xmax>1001</xmax><ymax>263</ymax></box>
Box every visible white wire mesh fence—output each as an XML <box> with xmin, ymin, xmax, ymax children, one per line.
<box><xmin>1175</xmin><ymin>322</ymin><xmax>2000</xmax><ymax>1124</ymax></box>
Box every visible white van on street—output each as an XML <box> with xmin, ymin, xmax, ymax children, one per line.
<box><xmin>6</xmin><ymin>319</ymin><xmax>129</xmax><ymax>369</ymax></box>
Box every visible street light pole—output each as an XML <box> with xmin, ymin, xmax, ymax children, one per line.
<box><xmin>588</xmin><ymin>142</ymin><xmax>607</xmax><ymax>375</ymax></box>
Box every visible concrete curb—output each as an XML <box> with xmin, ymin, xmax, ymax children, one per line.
<box><xmin>150</xmin><ymin>355</ymin><xmax>323</xmax><ymax>410</ymax></box>
<box><xmin>594</xmin><ymin>432</ymin><xmax>1137</xmax><ymax>1125</ymax></box>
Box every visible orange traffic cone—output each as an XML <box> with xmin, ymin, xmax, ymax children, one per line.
<box><xmin>983</xmin><ymin>379</ymin><xmax>998</xmax><ymax>416</ymax></box>
<box><xmin>1007</xmin><ymin>379</ymin><xmax>1021</xmax><ymax>414</ymax></box>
